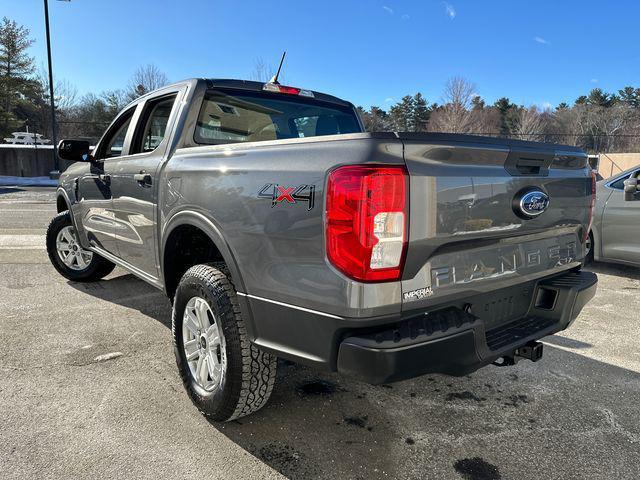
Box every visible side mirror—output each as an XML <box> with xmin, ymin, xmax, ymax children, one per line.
<box><xmin>623</xmin><ymin>178</ymin><xmax>639</xmax><ymax>201</ymax></box>
<box><xmin>58</xmin><ymin>139</ymin><xmax>91</xmax><ymax>162</ymax></box>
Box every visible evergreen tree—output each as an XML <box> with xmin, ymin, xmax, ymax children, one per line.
<box><xmin>493</xmin><ymin>97</ymin><xmax>516</xmax><ymax>135</ymax></box>
<box><xmin>586</xmin><ymin>88</ymin><xmax>616</xmax><ymax>107</ymax></box>
<box><xmin>389</xmin><ymin>95</ymin><xmax>415</xmax><ymax>131</ymax></box>
<box><xmin>618</xmin><ymin>86</ymin><xmax>640</xmax><ymax>108</ymax></box>
<box><xmin>0</xmin><ymin>17</ymin><xmax>36</xmax><ymax>137</ymax></box>
<box><xmin>412</xmin><ymin>93</ymin><xmax>430</xmax><ymax>132</ymax></box>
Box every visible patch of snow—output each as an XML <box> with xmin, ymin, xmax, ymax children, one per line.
<box><xmin>0</xmin><ymin>144</ymin><xmax>54</xmax><ymax>149</ymax></box>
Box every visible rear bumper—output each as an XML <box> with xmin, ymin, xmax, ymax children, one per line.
<box><xmin>240</xmin><ymin>269</ymin><xmax>597</xmax><ymax>384</ymax></box>
<box><xmin>337</xmin><ymin>270</ymin><xmax>597</xmax><ymax>384</ymax></box>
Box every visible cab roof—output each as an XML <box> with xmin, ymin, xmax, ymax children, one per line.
<box><xmin>201</xmin><ymin>78</ymin><xmax>354</xmax><ymax>108</ymax></box>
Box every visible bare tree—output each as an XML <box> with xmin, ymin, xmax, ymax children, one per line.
<box><xmin>250</xmin><ymin>57</ymin><xmax>283</xmax><ymax>83</ymax></box>
<box><xmin>30</xmin><ymin>67</ymin><xmax>79</xmax><ymax>137</ymax></box>
<box><xmin>443</xmin><ymin>76</ymin><xmax>475</xmax><ymax>109</ymax></box>
<box><xmin>127</xmin><ymin>64</ymin><xmax>168</xmax><ymax>100</ymax></box>
<box><xmin>470</xmin><ymin>105</ymin><xmax>501</xmax><ymax>135</ymax></box>
<box><xmin>251</xmin><ymin>58</ymin><xmax>271</xmax><ymax>82</ymax></box>
<box><xmin>429</xmin><ymin>77</ymin><xmax>477</xmax><ymax>133</ymax></box>
<box><xmin>512</xmin><ymin>106</ymin><xmax>544</xmax><ymax>141</ymax></box>
<box><xmin>568</xmin><ymin>103</ymin><xmax>636</xmax><ymax>152</ymax></box>
<box><xmin>37</xmin><ymin>66</ymin><xmax>77</xmax><ymax>111</ymax></box>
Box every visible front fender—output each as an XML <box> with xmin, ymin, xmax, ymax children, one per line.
<box><xmin>56</xmin><ymin>186</ymin><xmax>92</xmax><ymax>250</ymax></box>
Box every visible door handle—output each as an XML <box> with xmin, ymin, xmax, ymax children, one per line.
<box><xmin>134</xmin><ymin>173</ymin><xmax>152</xmax><ymax>186</ymax></box>
<box><xmin>98</xmin><ymin>173</ymin><xmax>111</xmax><ymax>185</ymax></box>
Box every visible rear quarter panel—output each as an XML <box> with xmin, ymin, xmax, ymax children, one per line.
<box><xmin>160</xmin><ymin>134</ymin><xmax>404</xmax><ymax>318</ymax></box>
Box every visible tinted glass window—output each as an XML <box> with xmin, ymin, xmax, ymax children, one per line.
<box><xmin>610</xmin><ymin>174</ymin><xmax>631</xmax><ymax>190</ymax></box>
<box><xmin>98</xmin><ymin>108</ymin><xmax>135</xmax><ymax>159</ymax></box>
<box><xmin>135</xmin><ymin>95</ymin><xmax>176</xmax><ymax>153</ymax></box>
<box><xmin>194</xmin><ymin>89</ymin><xmax>360</xmax><ymax>145</ymax></box>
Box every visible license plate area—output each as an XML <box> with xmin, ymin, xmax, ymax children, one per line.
<box><xmin>467</xmin><ymin>281</ymin><xmax>536</xmax><ymax>332</ymax></box>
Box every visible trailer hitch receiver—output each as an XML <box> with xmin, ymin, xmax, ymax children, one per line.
<box><xmin>493</xmin><ymin>341</ymin><xmax>544</xmax><ymax>367</ymax></box>
<box><xmin>516</xmin><ymin>341</ymin><xmax>544</xmax><ymax>362</ymax></box>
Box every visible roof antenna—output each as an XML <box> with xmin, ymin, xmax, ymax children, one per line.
<box><xmin>268</xmin><ymin>51</ymin><xmax>287</xmax><ymax>85</ymax></box>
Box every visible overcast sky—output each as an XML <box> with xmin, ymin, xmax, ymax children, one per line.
<box><xmin>3</xmin><ymin>0</ymin><xmax>639</xmax><ymax>108</ymax></box>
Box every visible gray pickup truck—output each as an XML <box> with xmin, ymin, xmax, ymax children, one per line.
<box><xmin>47</xmin><ymin>78</ymin><xmax>598</xmax><ymax>421</ymax></box>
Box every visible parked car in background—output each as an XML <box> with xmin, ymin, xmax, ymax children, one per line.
<box><xmin>588</xmin><ymin>165</ymin><xmax>640</xmax><ymax>266</ymax></box>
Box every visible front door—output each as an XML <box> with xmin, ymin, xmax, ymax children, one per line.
<box><xmin>602</xmin><ymin>168</ymin><xmax>640</xmax><ymax>265</ymax></box>
<box><xmin>75</xmin><ymin>106</ymin><xmax>137</xmax><ymax>255</ymax></box>
<box><xmin>109</xmin><ymin>91</ymin><xmax>181</xmax><ymax>279</ymax></box>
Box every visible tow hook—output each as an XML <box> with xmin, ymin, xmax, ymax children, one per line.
<box><xmin>493</xmin><ymin>341</ymin><xmax>544</xmax><ymax>367</ymax></box>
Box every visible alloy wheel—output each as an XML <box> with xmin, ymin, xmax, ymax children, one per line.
<box><xmin>182</xmin><ymin>296</ymin><xmax>227</xmax><ymax>392</ymax></box>
<box><xmin>56</xmin><ymin>226</ymin><xmax>93</xmax><ymax>271</ymax></box>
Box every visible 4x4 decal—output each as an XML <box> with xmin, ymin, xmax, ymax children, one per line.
<box><xmin>258</xmin><ymin>184</ymin><xmax>315</xmax><ymax>210</ymax></box>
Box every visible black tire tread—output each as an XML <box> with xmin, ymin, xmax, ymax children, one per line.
<box><xmin>173</xmin><ymin>263</ymin><xmax>277</xmax><ymax>422</ymax></box>
<box><xmin>586</xmin><ymin>231</ymin><xmax>595</xmax><ymax>263</ymax></box>
<box><xmin>46</xmin><ymin>211</ymin><xmax>116</xmax><ymax>281</ymax></box>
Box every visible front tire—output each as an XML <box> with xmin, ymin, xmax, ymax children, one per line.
<box><xmin>172</xmin><ymin>264</ymin><xmax>277</xmax><ymax>422</ymax></box>
<box><xmin>46</xmin><ymin>211</ymin><xmax>115</xmax><ymax>281</ymax></box>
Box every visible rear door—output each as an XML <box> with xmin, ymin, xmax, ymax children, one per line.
<box><xmin>75</xmin><ymin>107</ymin><xmax>137</xmax><ymax>255</ymax></box>
<box><xmin>602</xmin><ymin>168</ymin><xmax>640</xmax><ymax>264</ymax></box>
<box><xmin>108</xmin><ymin>88</ymin><xmax>183</xmax><ymax>279</ymax></box>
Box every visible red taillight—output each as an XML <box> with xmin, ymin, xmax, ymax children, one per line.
<box><xmin>586</xmin><ymin>169</ymin><xmax>597</xmax><ymax>241</ymax></box>
<box><xmin>325</xmin><ymin>165</ymin><xmax>408</xmax><ymax>282</ymax></box>
<box><xmin>263</xmin><ymin>82</ymin><xmax>315</xmax><ymax>97</ymax></box>
<box><xmin>277</xmin><ymin>86</ymin><xmax>301</xmax><ymax>95</ymax></box>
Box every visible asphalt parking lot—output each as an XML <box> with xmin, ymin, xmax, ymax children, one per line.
<box><xmin>1</xmin><ymin>186</ymin><xmax>639</xmax><ymax>480</ymax></box>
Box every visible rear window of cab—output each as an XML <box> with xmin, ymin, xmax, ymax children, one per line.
<box><xmin>194</xmin><ymin>89</ymin><xmax>361</xmax><ymax>145</ymax></box>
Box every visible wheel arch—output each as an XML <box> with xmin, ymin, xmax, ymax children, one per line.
<box><xmin>56</xmin><ymin>188</ymin><xmax>72</xmax><ymax>213</ymax></box>
<box><xmin>160</xmin><ymin>210</ymin><xmax>247</xmax><ymax>297</ymax></box>
<box><xmin>590</xmin><ymin>221</ymin><xmax>603</xmax><ymax>261</ymax></box>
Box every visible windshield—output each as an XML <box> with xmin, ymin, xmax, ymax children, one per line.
<box><xmin>194</xmin><ymin>89</ymin><xmax>361</xmax><ymax>145</ymax></box>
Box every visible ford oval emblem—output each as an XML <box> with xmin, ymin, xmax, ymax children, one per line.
<box><xmin>515</xmin><ymin>189</ymin><xmax>550</xmax><ymax>218</ymax></box>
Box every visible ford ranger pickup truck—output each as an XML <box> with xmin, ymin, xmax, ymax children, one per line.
<box><xmin>47</xmin><ymin>78</ymin><xmax>598</xmax><ymax>421</ymax></box>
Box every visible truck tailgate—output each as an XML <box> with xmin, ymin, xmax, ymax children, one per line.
<box><xmin>399</xmin><ymin>133</ymin><xmax>592</xmax><ymax>312</ymax></box>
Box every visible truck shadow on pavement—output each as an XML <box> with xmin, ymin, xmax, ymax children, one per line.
<box><xmin>68</xmin><ymin>272</ymin><xmax>173</xmax><ymax>328</ymax></box>
<box><xmin>585</xmin><ymin>261</ymin><xmax>640</xmax><ymax>280</ymax></box>
<box><xmin>69</xmin><ymin>272</ymin><xmax>640</xmax><ymax>480</ymax></box>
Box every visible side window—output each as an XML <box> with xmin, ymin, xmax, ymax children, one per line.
<box><xmin>610</xmin><ymin>174</ymin><xmax>632</xmax><ymax>190</ymax></box>
<box><xmin>97</xmin><ymin>107</ymin><xmax>136</xmax><ymax>159</ymax></box>
<box><xmin>291</xmin><ymin>115</ymin><xmax>359</xmax><ymax>138</ymax></box>
<box><xmin>131</xmin><ymin>94</ymin><xmax>177</xmax><ymax>154</ymax></box>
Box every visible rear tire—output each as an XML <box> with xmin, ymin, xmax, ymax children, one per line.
<box><xmin>172</xmin><ymin>263</ymin><xmax>277</xmax><ymax>422</ymax></box>
<box><xmin>46</xmin><ymin>211</ymin><xmax>115</xmax><ymax>281</ymax></box>
<box><xmin>585</xmin><ymin>231</ymin><xmax>595</xmax><ymax>264</ymax></box>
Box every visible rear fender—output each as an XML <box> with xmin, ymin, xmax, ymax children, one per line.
<box><xmin>161</xmin><ymin>210</ymin><xmax>246</xmax><ymax>292</ymax></box>
<box><xmin>161</xmin><ymin>210</ymin><xmax>256</xmax><ymax>338</ymax></box>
